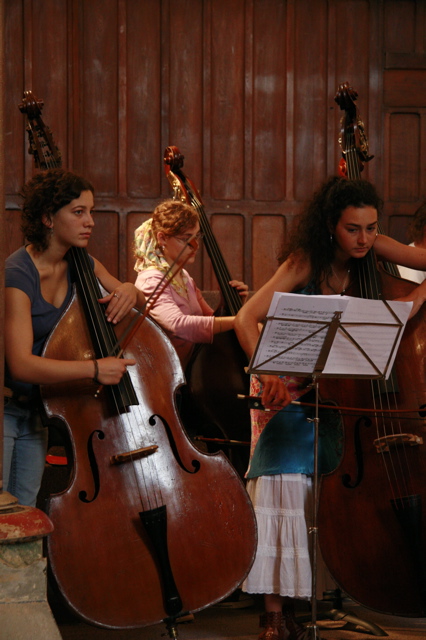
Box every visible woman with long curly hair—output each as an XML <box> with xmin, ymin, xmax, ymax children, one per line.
<box><xmin>4</xmin><ymin>168</ymin><xmax>146</xmax><ymax>507</ymax></box>
<box><xmin>235</xmin><ymin>176</ymin><xmax>426</xmax><ymax>640</ymax></box>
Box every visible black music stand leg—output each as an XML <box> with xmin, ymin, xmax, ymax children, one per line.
<box><xmin>303</xmin><ymin>382</ymin><xmax>387</xmax><ymax>639</ymax></box>
<box><xmin>304</xmin><ymin>377</ymin><xmax>322</xmax><ymax>640</ymax></box>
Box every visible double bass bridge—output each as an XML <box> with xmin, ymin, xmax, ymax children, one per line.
<box><xmin>374</xmin><ymin>433</ymin><xmax>423</xmax><ymax>454</ymax></box>
<box><xmin>110</xmin><ymin>444</ymin><xmax>158</xmax><ymax>465</ymax></box>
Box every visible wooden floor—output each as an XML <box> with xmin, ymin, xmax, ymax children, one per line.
<box><xmin>54</xmin><ymin>595</ymin><xmax>426</xmax><ymax>640</ymax></box>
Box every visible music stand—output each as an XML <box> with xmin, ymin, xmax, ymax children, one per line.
<box><xmin>248</xmin><ymin>292</ymin><xmax>412</xmax><ymax>640</ymax></box>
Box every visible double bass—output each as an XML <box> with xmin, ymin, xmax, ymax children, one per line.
<box><xmin>19</xmin><ymin>91</ymin><xmax>257</xmax><ymax>636</ymax></box>
<box><xmin>318</xmin><ymin>83</ymin><xmax>426</xmax><ymax>617</ymax></box>
<box><xmin>163</xmin><ymin>146</ymin><xmax>251</xmax><ymax>475</ymax></box>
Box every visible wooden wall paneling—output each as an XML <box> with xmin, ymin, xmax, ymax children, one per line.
<box><xmin>284</xmin><ymin>0</ymin><xmax>295</xmax><ymax>202</ymax></box>
<box><xmin>91</xmin><ymin>210</ymin><xmax>120</xmax><ymax>275</ymax></box>
<box><xmin>384</xmin><ymin>0</ymin><xmax>416</xmax><ymax>53</ymax></box>
<box><xmin>252</xmin><ymin>0</ymin><xmax>287</xmax><ymax>202</ymax></box>
<box><xmin>292</xmin><ymin>0</ymin><xmax>328</xmax><ymax>200</ymax></box>
<box><xmin>7</xmin><ymin>0</ymin><xmax>417</xmax><ymax>291</ymax></box>
<box><xmin>251</xmin><ymin>213</ymin><xmax>286</xmax><ymax>290</ymax></box>
<box><xmin>4</xmin><ymin>210</ymin><xmax>23</xmax><ymax>259</ymax></box>
<box><xmin>69</xmin><ymin>0</ymin><xmax>82</xmax><ymax>174</ymax></box>
<box><xmin>5</xmin><ymin>0</ymin><xmax>24</xmax><ymax>195</ymax></box>
<box><xmin>127</xmin><ymin>0</ymin><xmax>162</xmax><ymax>198</ymax></box>
<box><xmin>389</xmin><ymin>112</ymin><xmax>421</xmax><ymax>202</ymax></box>
<box><xmin>326</xmin><ymin>0</ymin><xmax>341</xmax><ymax>180</ymax></box>
<box><xmin>166</xmin><ymin>0</ymin><xmax>204</xmax><ymax>192</ymax></box>
<box><xmin>243</xmin><ymin>0</ymin><xmax>254</xmax><ymax>204</ymax></box>
<box><xmin>383</xmin><ymin>109</ymin><xmax>425</xmax><ymax>241</ymax></box>
<box><xmin>209</xmin><ymin>0</ymin><xmax>245</xmax><ymax>201</ymax></box>
<box><xmin>126</xmin><ymin>211</ymin><xmax>149</xmax><ymax>282</ymax></box>
<box><xmin>118</xmin><ymin>0</ymin><xmax>127</xmax><ymax>197</ymax></box>
<box><xmin>4</xmin><ymin>0</ymin><xmax>24</xmax><ymax>257</ymax></box>
<box><xmin>384</xmin><ymin>69</ymin><xmax>426</xmax><ymax>108</ymax></box>
<box><xmin>383</xmin><ymin>1</ymin><xmax>426</xmax><ymax>240</ymax></box>
<box><xmin>388</xmin><ymin>215</ymin><xmax>412</xmax><ymax>244</ymax></box>
<box><xmin>80</xmin><ymin>0</ymin><xmax>118</xmax><ymax>193</ymax></box>
<box><xmin>365</xmin><ymin>0</ymin><xmax>385</xmax><ymax>193</ymax></box>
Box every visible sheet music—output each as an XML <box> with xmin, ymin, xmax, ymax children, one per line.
<box><xmin>250</xmin><ymin>292</ymin><xmax>412</xmax><ymax>379</ymax></box>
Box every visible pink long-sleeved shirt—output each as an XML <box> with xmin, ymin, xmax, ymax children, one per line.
<box><xmin>135</xmin><ymin>269</ymin><xmax>215</xmax><ymax>369</ymax></box>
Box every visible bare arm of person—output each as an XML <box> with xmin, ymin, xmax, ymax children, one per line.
<box><xmin>374</xmin><ymin>235</ymin><xmax>426</xmax><ymax>316</ymax></box>
<box><xmin>5</xmin><ymin>287</ymin><xmax>135</xmax><ymax>386</ymax></box>
<box><xmin>375</xmin><ymin>234</ymin><xmax>426</xmax><ymax>271</ymax></box>
<box><xmin>234</xmin><ymin>254</ymin><xmax>311</xmax><ymax>408</ymax></box>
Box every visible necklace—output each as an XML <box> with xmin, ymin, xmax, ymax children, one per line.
<box><xmin>330</xmin><ymin>266</ymin><xmax>351</xmax><ymax>295</ymax></box>
<box><xmin>173</xmin><ymin>270</ymin><xmax>189</xmax><ymax>299</ymax></box>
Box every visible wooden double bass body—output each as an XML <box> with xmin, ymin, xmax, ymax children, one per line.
<box><xmin>20</xmin><ymin>92</ymin><xmax>257</xmax><ymax>630</ymax></box>
<box><xmin>317</xmin><ymin>84</ymin><xmax>426</xmax><ymax>617</ymax></box>
<box><xmin>42</xmin><ymin>275</ymin><xmax>256</xmax><ymax>628</ymax></box>
<box><xmin>164</xmin><ymin>147</ymin><xmax>251</xmax><ymax>474</ymax></box>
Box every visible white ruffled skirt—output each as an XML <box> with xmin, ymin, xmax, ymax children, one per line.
<box><xmin>242</xmin><ymin>473</ymin><xmax>332</xmax><ymax>599</ymax></box>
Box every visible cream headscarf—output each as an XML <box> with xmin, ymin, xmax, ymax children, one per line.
<box><xmin>134</xmin><ymin>218</ymin><xmax>188</xmax><ymax>297</ymax></box>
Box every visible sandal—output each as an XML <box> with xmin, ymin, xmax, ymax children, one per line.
<box><xmin>258</xmin><ymin>612</ymin><xmax>286</xmax><ymax>640</ymax></box>
<box><xmin>282</xmin><ymin>606</ymin><xmax>306</xmax><ymax>640</ymax></box>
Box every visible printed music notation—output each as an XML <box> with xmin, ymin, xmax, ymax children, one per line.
<box><xmin>249</xmin><ymin>292</ymin><xmax>412</xmax><ymax>380</ymax></box>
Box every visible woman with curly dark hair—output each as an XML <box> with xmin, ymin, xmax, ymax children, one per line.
<box><xmin>4</xmin><ymin>168</ymin><xmax>146</xmax><ymax>507</ymax></box>
<box><xmin>234</xmin><ymin>176</ymin><xmax>426</xmax><ymax>640</ymax></box>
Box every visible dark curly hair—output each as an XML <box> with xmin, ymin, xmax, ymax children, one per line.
<box><xmin>407</xmin><ymin>202</ymin><xmax>426</xmax><ymax>244</ymax></box>
<box><xmin>279</xmin><ymin>176</ymin><xmax>383</xmax><ymax>286</ymax></box>
<box><xmin>21</xmin><ymin>168</ymin><xmax>94</xmax><ymax>251</ymax></box>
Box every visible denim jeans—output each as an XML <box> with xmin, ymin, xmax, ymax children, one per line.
<box><xmin>3</xmin><ymin>398</ymin><xmax>48</xmax><ymax>507</ymax></box>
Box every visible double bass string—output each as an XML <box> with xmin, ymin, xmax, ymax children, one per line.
<box><xmin>82</xmin><ymin>235</ymin><xmax>199</xmax><ymax>513</ymax></box>
<box><xmin>181</xmin><ymin>179</ymin><xmax>242</xmax><ymax>315</ymax></box>
<box><xmin>357</xmin><ymin>252</ymin><xmax>413</xmax><ymax>503</ymax></box>
<box><xmin>339</xmin><ymin>91</ymin><xmax>415</xmax><ymax>506</ymax></box>
<box><xmin>358</xmin><ymin>257</ymin><xmax>401</xmax><ymax>500</ymax></box>
<box><xmin>69</xmin><ymin>245</ymin><xmax>166</xmax><ymax>512</ymax></box>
